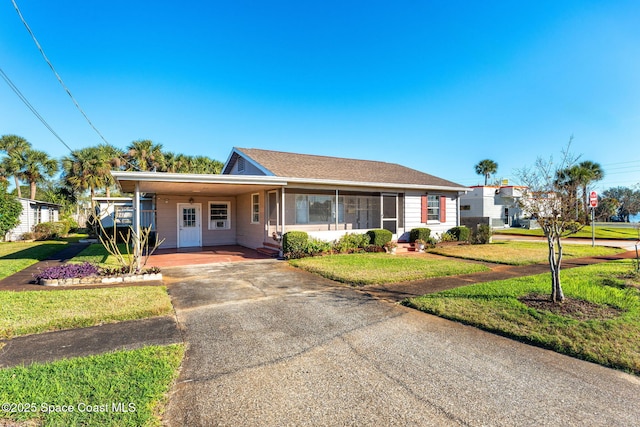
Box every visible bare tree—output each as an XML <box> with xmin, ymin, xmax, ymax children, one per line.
<box><xmin>516</xmin><ymin>142</ymin><xmax>583</xmax><ymax>303</ymax></box>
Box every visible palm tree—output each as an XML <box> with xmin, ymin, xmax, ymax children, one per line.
<box><xmin>0</xmin><ymin>134</ymin><xmax>31</xmax><ymax>197</ymax></box>
<box><xmin>577</xmin><ymin>161</ymin><xmax>604</xmax><ymax>221</ymax></box>
<box><xmin>125</xmin><ymin>140</ymin><xmax>166</xmax><ymax>171</ymax></box>
<box><xmin>98</xmin><ymin>144</ymin><xmax>125</xmax><ymax>197</ymax></box>
<box><xmin>474</xmin><ymin>159</ymin><xmax>498</xmax><ymax>185</ymax></box>
<box><xmin>62</xmin><ymin>146</ymin><xmax>113</xmax><ymax>200</ymax></box>
<box><xmin>17</xmin><ymin>148</ymin><xmax>58</xmax><ymax>200</ymax></box>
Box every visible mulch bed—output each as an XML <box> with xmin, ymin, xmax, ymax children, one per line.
<box><xmin>519</xmin><ymin>293</ymin><xmax>623</xmax><ymax>321</ymax></box>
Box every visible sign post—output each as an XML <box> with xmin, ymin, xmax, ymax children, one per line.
<box><xmin>589</xmin><ymin>191</ymin><xmax>598</xmax><ymax>247</ymax></box>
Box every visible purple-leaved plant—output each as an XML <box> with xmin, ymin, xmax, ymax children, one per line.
<box><xmin>34</xmin><ymin>262</ymin><xmax>101</xmax><ymax>281</ymax></box>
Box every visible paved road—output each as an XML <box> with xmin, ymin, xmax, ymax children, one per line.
<box><xmin>163</xmin><ymin>260</ymin><xmax>640</xmax><ymax>426</ymax></box>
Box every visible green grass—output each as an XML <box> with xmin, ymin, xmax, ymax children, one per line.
<box><xmin>0</xmin><ymin>344</ymin><xmax>184</xmax><ymax>427</ymax></box>
<box><xmin>0</xmin><ymin>240</ymin><xmax>68</xmax><ymax>280</ymax></box>
<box><xmin>429</xmin><ymin>241</ymin><xmax>625</xmax><ymax>265</ymax></box>
<box><xmin>289</xmin><ymin>253</ymin><xmax>490</xmax><ymax>285</ymax></box>
<box><xmin>405</xmin><ymin>260</ymin><xmax>640</xmax><ymax>374</ymax></box>
<box><xmin>0</xmin><ymin>286</ymin><xmax>173</xmax><ymax>339</ymax></box>
<box><xmin>71</xmin><ymin>243</ymin><xmax>132</xmax><ymax>267</ymax></box>
<box><xmin>494</xmin><ymin>225</ymin><xmax>639</xmax><ymax>239</ymax></box>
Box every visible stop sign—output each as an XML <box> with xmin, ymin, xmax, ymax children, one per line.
<box><xmin>589</xmin><ymin>191</ymin><xmax>598</xmax><ymax>208</ymax></box>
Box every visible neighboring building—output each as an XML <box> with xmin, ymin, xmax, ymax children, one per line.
<box><xmin>459</xmin><ymin>185</ymin><xmax>526</xmax><ymax>229</ymax></box>
<box><xmin>111</xmin><ymin>147</ymin><xmax>468</xmax><ymax>252</ymax></box>
<box><xmin>5</xmin><ymin>198</ymin><xmax>61</xmax><ymax>241</ymax></box>
<box><xmin>93</xmin><ymin>196</ymin><xmax>155</xmax><ymax>230</ymax></box>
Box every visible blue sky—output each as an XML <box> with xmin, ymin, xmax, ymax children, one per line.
<box><xmin>1</xmin><ymin>0</ymin><xmax>639</xmax><ymax>192</ymax></box>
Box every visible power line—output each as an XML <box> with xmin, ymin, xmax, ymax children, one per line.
<box><xmin>9</xmin><ymin>0</ymin><xmax>141</xmax><ymax>172</ymax></box>
<box><xmin>11</xmin><ymin>0</ymin><xmax>111</xmax><ymax>148</ymax></box>
<box><xmin>0</xmin><ymin>66</ymin><xmax>74</xmax><ymax>152</ymax></box>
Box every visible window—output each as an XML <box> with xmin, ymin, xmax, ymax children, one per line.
<box><xmin>251</xmin><ymin>193</ymin><xmax>260</xmax><ymax>223</ymax></box>
<box><xmin>427</xmin><ymin>195</ymin><xmax>440</xmax><ymax>221</ymax></box>
<box><xmin>209</xmin><ymin>202</ymin><xmax>230</xmax><ymax>229</ymax></box>
<box><xmin>461</xmin><ymin>205</ymin><xmax>471</xmax><ymax>211</ymax></box>
<box><xmin>294</xmin><ymin>195</ymin><xmax>344</xmax><ymax>224</ymax></box>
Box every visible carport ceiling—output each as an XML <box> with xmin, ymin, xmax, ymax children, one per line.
<box><xmin>112</xmin><ymin>171</ymin><xmax>287</xmax><ymax>196</ymax></box>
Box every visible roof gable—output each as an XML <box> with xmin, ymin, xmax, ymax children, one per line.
<box><xmin>228</xmin><ymin>147</ymin><xmax>464</xmax><ymax>189</ymax></box>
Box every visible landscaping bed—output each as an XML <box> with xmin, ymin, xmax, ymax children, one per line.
<box><xmin>34</xmin><ymin>262</ymin><xmax>162</xmax><ymax>286</ymax></box>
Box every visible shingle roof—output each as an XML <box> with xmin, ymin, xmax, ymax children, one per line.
<box><xmin>233</xmin><ymin>147</ymin><xmax>465</xmax><ymax>188</ymax></box>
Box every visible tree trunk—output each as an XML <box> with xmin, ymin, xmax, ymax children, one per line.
<box><xmin>29</xmin><ymin>181</ymin><xmax>36</xmax><ymax>200</ymax></box>
<box><xmin>13</xmin><ymin>176</ymin><xmax>21</xmax><ymax>198</ymax></box>
<box><xmin>547</xmin><ymin>231</ymin><xmax>565</xmax><ymax>303</ymax></box>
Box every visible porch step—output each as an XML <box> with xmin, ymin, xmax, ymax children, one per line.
<box><xmin>262</xmin><ymin>240</ymin><xmax>281</xmax><ymax>250</ymax></box>
<box><xmin>257</xmin><ymin>246</ymin><xmax>280</xmax><ymax>258</ymax></box>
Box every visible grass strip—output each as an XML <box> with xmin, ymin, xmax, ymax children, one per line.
<box><xmin>429</xmin><ymin>241</ymin><xmax>625</xmax><ymax>265</ymax></box>
<box><xmin>0</xmin><ymin>344</ymin><xmax>184</xmax><ymax>427</ymax></box>
<box><xmin>289</xmin><ymin>252</ymin><xmax>489</xmax><ymax>285</ymax></box>
<box><xmin>0</xmin><ymin>286</ymin><xmax>173</xmax><ymax>339</ymax></box>
<box><xmin>405</xmin><ymin>260</ymin><xmax>640</xmax><ymax>374</ymax></box>
<box><xmin>494</xmin><ymin>226</ymin><xmax>639</xmax><ymax>240</ymax></box>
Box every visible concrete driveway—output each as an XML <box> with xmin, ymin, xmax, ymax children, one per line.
<box><xmin>163</xmin><ymin>260</ymin><xmax>640</xmax><ymax>426</ymax></box>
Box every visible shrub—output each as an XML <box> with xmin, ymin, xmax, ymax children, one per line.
<box><xmin>366</xmin><ymin>229</ymin><xmax>393</xmax><ymax>247</ymax></box>
<box><xmin>283</xmin><ymin>231</ymin><xmax>309</xmax><ymax>256</ymax></box>
<box><xmin>333</xmin><ymin>233</ymin><xmax>370</xmax><ymax>253</ymax></box>
<box><xmin>20</xmin><ymin>232</ymin><xmax>35</xmax><ymax>240</ymax></box>
<box><xmin>34</xmin><ymin>262</ymin><xmax>100</xmax><ymax>281</ymax></box>
<box><xmin>471</xmin><ymin>224</ymin><xmax>492</xmax><ymax>244</ymax></box>
<box><xmin>409</xmin><ymin>228</ymin><xmax>431</xmax><ymax>243</ymax></box>
<box><xmin>447</xmin><ymin>226</ymin><xmax>470</xmax><ymax>242</ymax></box>
<box><xmin>60</xmin><ymin>214</ymin><xmax>79</xmax><ymax>233</ymax></box>
<box><xmin>306</xmin><ymin>238</ymin><xmax>333</xmax><ymax>255</ymax></box>
<box><xmin>33</xmin><ymin>221</ymin><xmax>68</xmax><ymax>240</ymax></box>
<box><xmin>0</xmin><ymin>182</ymin><xmax>22</xmax><ymax>239</ymax></box>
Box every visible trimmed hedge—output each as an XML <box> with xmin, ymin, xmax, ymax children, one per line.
<box><xmin>33</xmin><ymin>221</ymin><xmax>69</xmax><ymax>240</ymax></box>
<box><xmin>447</xmin><ymin>226</ymin><xmax>470</xmax><ymax>242</ymax></box>
<box><xmin>409</xmin><ymin>227</ymin><xmax>431</xmax><ymax>243</ymax></box>
<box><xmin>366</xmin><ymin>229</ymin><xmax>392</xmax><ymax>247</ymax></box>
<box><xmin>283</xmin><ymin>231</ymin><xmax>309</xmax><ymax>254</ymax></box>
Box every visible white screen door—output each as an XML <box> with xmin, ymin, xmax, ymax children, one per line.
<box><xmin>178</xmin><ymin>203</ymin><xmax>202</xmax><ymax>247</ymax></box>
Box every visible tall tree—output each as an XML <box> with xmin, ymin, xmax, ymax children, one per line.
<box><xmin>17</xmin><ymin>148</ymin><xmax>58</xmax><ymax>200</ymax></box>
<box><xmin>0</xmin><ymin>134</ymin><xmax>31</xmax><ymax>198</ymax></box>
<box><xmin>62</xmin><ymin>146</ymin><xmax>111</xmax><ymax>200</ymax></box>
<box><xmin>517</xmin><ymin>143</ymin><xmax>582</xmax><ymax>303</ymax></box>
<box><xmin>577</xmin><ymin>161</ymin><xmax>604</xmax><ymax>221</ymax></box>
<box><xmin>602</xmin><ymin>186</ymin><xmax>640</xmax><ymax>222</ymax></box>
<box><xmin>474</xmin><ymin>159</ymin><xmax>498</xmax><ymax>185</ymax></box>
<box><xmin>125</xmin><ymin>140</ymin><xmax>166</xmax><ymax>172</ymax></box>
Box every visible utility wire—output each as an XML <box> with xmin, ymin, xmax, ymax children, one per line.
<box><xmin>11</xmin><ymin>0</ymin><xmax>111</xmax><ymax>147</ymax></box>
<box><xmin>0</xmin><ymin>66</ymin><xmax>74</xmax><ymax>152</ymax></box>
<box><xmin>10</xmin><ymin>0</ymin><xmax>141</xmax><ymax>171</ymax></box>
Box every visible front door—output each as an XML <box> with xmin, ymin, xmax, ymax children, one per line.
<box><xmin>177</xmin><ymin>203</ymin><xmax>202</xmax><ymax>248</ymax></box>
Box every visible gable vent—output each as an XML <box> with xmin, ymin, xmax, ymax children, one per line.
<box><xmin>237</xmin><ymin>157</ymin><xmax>245</xmax><ymax>173</ymax></box>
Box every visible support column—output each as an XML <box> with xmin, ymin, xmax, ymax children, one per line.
<box><xmin>280</xmin><ymin>187</ymin><xmax>286</xmax><ymax>258</ymax></box>
<box><xmin>134</xmin><ymin>181</ymin><xmax>141</xmax><ymax>271</ymax></box>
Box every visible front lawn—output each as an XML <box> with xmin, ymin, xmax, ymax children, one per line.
<box><xmin>71</xmin><ymin>243</ymin><xmax>132</xmax><ymax>267</ymax></box>
<box><xmin>405</xmin><ymin>260</ymin><xmax>640</xmax><ymax>374</ymax></box>
<box><xmin>0</xmin><ymin>344</ymin><xmax>184</xmax><ymax>427</ymax></box>
<box><xmin>0</xmin><ymin>240</ymin><xmax>68</xmax><ymax>280</ymax></box>
<box><xmin>289</xmin><ymin>253</ymin><xmax>489</xmax><ymax>285</ymax></box>
<box><xmin>429</xmin><ymin>241</ymin><xmax>625</xmax><ymax>265</ymax></box>
<box><xmin>0</xmin><ymin>286</ymin><xmax>173</xmax><ymax>339</ymax></box>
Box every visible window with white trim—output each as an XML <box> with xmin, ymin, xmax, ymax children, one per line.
<box><xmin>427</xmin><ymin>195</ymin><xmax>440</xmax><ymax>221</ymax></box>
<box><xmin>209</xmin><ymin>202</ymin><xmax>230</xmax><ymax>229</ymax></box>
<box><xmin>251</xmin><ymin>193</ymin><xmax>260</xmax><ymax>223</ymax></box>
